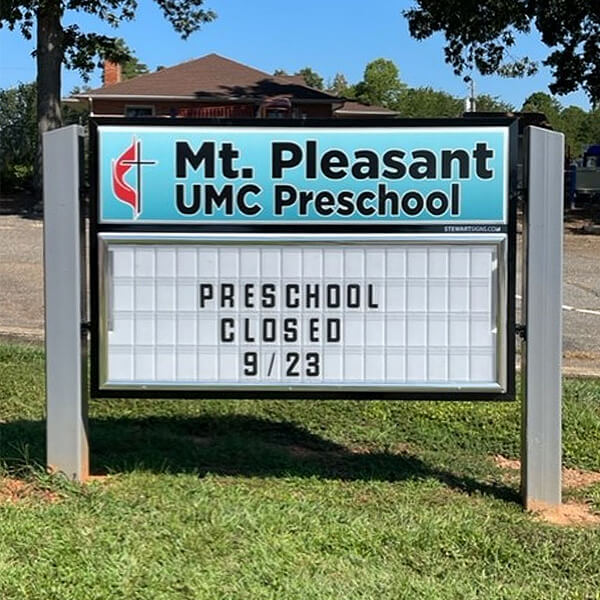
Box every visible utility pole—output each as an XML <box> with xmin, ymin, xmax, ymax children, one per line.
<box><xmin>464</xmin><ymin>76</ymin><xmax>477</xmax><ymax>113</ymax></box>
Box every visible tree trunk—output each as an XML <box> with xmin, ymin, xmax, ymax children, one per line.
<box><xmin>35</xmin><ymin>2</ymin><xmax>63</xmax><ymax>207</ymax></box>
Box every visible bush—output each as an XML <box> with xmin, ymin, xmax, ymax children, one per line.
<box><xmin>0</xmin><ymin>82</ymin><xmax>37</xmax><ymax>193</ymax></box>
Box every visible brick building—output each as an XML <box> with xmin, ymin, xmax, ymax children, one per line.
<box><xmin>69</xmin><ymin>53</ymin><xmax>396</xmax><ymax>119</ymax></box>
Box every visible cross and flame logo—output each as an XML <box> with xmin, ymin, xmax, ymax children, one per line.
<box><xmin>111</xmin><ymin>137</ymin><xmax>157</xmax><ymax>218</ymax></box>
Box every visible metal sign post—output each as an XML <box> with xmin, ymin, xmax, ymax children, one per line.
<box><xmin>43</xmin><ymin>125</ymin><xmax>89</xmax><ymax>480</ymax></box>
<box><xmin>521</xmin><ymin>126</ymin><xmax>564</xmax><ymax>508</ymax></box>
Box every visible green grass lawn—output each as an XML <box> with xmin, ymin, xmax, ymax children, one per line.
<box><xmin>1</xmin><ymin>342</ymin><xmax>599</xmax><ymax>599</ymax></box>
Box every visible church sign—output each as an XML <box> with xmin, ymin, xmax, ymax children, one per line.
<box><xmin>90</xmin><ymin>119</ymin><xmax>516</xmax><ymax>399</ymax></box>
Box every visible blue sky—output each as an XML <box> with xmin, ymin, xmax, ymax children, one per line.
<box><xmin>0</xmin><ymin>0</ymin><xmax>590</xmax><ymax>110</ymax></box>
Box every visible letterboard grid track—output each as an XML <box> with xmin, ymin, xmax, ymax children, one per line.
<box><xmin>106</xmin><ymin>243</ymin><xmax>497</xmax><ymax>386</ymax></box>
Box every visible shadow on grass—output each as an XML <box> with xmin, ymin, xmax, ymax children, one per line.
<box><xmin>0</xmin><ymin>414</ymin><xmax>519</xmax><ymax>504</ymax></box>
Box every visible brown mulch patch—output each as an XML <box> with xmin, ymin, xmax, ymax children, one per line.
<box><xmin>528</xmin><ymin>500</ymin><xmax>600</xmax><ymax>527</ymax></box>
<box><xmin>493</xmin><ymin>455</ymin><xmax>600</xmax><ymax>489</ymax></box>
<box><xmin>494</xmin><ymin>455</ymin><xmax>521</xmax><ymax>473</ymax></box>
<box><xmin>493</xmin><ymin>455</ymin><xmax>600</xmax><ymax>527</ymax></box>
<box><xmin>0</xmin><ymin>476</ymin><xmax>61</xmax><ymax>504</ymax></box>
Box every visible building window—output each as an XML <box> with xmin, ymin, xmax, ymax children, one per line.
<box><xmin>265</xmin><ymin>108</ymin><xmax>288</xmax><ymax>119</ymax></box>
<box><xmin>125</xmin><ymin>105</ymin><xmax>155</xmax><ymax>118</ymax></box>
<box><xmin>261</xmin><ymin>97</ymin><xmax>292</xmax><ymax>119</ymax></box>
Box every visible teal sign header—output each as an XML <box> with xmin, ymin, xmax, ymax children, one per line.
<box><xmin>98</xmin><ymin>125</ymin><xmax>509</xmax><ymax>224</ymax></box>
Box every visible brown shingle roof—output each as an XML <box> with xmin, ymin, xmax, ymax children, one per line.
<box><xmin>82</xmin><ymin>53</ymin><xmax>341</xmax><ymax>103</ymax></box>
<box><xmin>277</xmin><ymin>74</ymin><xmax>310</xmax><ymax>86</ymax></box>
<box><xmin>335</xmin><ymin>101</ymin><xmax>398</xmax><ymax>115</ymax></box>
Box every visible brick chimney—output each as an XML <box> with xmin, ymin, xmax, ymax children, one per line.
<box><xmin>103</xmin><ymin>60</ymin><xmax>122</xmax><ymax>86</ymax></box>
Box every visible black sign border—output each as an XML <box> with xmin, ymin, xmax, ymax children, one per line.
<box><xmin>89</xmin><ymin>117</ymin><xmax>518</xmax><ymax>401</ymax></box>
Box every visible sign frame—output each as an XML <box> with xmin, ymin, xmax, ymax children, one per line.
<box><xmin>89</xmin><ymin>117</ymin><xmax>518</xmax><ymax>401</ymax></box>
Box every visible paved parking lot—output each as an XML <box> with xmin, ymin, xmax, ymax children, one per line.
<box><xmin>0</xmin><ymin>214</ymin><xmax>44</xmax><ymax>338</ymax></box>
<box><xmin>1</xmin><ymin>210</ymin><xmax>599</xmax><ymax>376</ymax></box>
<box><xmin>560</xmin><ymin>234</ymin><xmax>600</xmax><ymax>375</ymax></box>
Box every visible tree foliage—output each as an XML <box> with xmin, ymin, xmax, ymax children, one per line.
<box><xmin>296</xmin><ymin>67</ymin><xmax>324</xmax><ymax>90</ymax></box>
<box><xmin>559</xmin><ymin>105</ymin><xmax>592</xmax><ymax>158</ymax></box>
<box><xmin>354</xmin><ymin>58</ymin><xmax>406</xmax><ymax>108</ymax></box>
<box><xmin>347</xmin><ymin>57</ymin><xmax>514</xmax><ymax>117</ymax></box>
<box><xmin>475</xmin><ymin>93</ymin><xmax>514</xmax><ymax>113</ymax></box>
<box><xmin>404</xmin><ymin>0</ymin><xmax>600</xmax><ymax>103</ymax></box>
<box><xmin>327</xmin><ymin>72</ymin><xmax>350</xmax><ymax>97</ymax></box>
<box><xmin>273</xmin><ymin>67</ymin><xmax>325</xmax><ymax>90</ymax></box>
<box><xmin>395</xmin><ymin>87</ymin><xmax>514</xmax><ymax>117</ymax></box>
<box><xmin>521</xmin><ymin>91</ymin><xmax>562</xmax><ymax>121</ymax></box>
<box><xmin>0</xmin><ymin>81</ymin><xmax>84</xmax><ymax>192</ymax></box>
<box><xmin>1</xmin><ymin>0</ymin><xmax>216</xmax><ymax>200</ymax></box>
<box><xmin>0</xmin><ymin>82</ymin><xmax>37</xmax><ymax>190</ymax></box>
<box><xmin>111</xmin><ymin>38</ymin><xmax>149</xmax><ymax>81</ymax></box>
<box><xmin>521</xmin><ymin>92</ymin><xmax>600</xmax><ymax>157</ymax></box>
<box><xmin>396</xmin><ymin>87</ymin><xmax>463</xmax><ymax>117</ymax></box>
<box><xmin>121</xmin><ymin>54</ymin><xmax>149</xmax><ymax>80</ymax></box>
<box><xmin>1</xmin><ymin>1</ymin><xmax>216</xmax><ymax>73</ymax></box>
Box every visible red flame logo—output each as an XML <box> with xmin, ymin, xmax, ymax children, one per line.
<box><xmin>111</xmin><ymin>137</ymin><xmax>156</xmax><ymax>218</ymax></box>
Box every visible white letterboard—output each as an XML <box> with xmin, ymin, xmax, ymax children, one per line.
<box><xmin>98</xmin><ymin>234</ymin><xmax>506</xmax><ymax>391</ymax></box>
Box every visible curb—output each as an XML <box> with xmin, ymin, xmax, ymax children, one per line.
<box><xmin>0</xmin><ymin>326</ymin><xmax>44</xmax><ymax>342</ymax></box>
<box><xmin>582</xmin><ymin>224</ymin><xmax>600</xmax><ymax>235</ymax></box>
